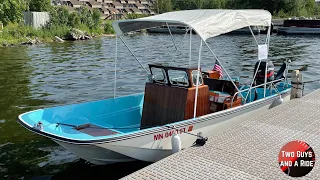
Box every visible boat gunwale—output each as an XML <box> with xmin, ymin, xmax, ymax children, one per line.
<box><xmin>17</xmin><ymin>89</ymin><xmax>291</xmax><ymax>145</ymax></box>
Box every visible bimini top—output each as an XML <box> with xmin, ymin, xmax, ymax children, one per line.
<box><xmin>112</xmin><ymin>9</ymin><xmax>272</xmax><ymax>41</ymax></box>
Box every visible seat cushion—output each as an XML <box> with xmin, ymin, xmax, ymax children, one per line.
<box><xmin>209</xmin><ymin>91</ymin><xmax>231</xmax><ymax>103</ymax></box>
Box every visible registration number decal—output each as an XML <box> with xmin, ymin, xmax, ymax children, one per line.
<box><xmin>153</xmin><ymin>125</ymin><xmax>193</xmax><ymax>141</ymax></box>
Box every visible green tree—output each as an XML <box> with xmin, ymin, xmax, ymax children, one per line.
<box><xmin>48</xmin><ymin>6</ymin><xmax>69</xmax><ymax>27</ymax></box>
<box><xmin>154</xmin><ymin>0</ymin><xmax>173</xmax><ymax>13</ymax></box>
<box><xmin>305</xmin><ymin>0</ymin><xmax>315</xmax><ymax>16</ymax></box>
<box><xmin>315</xmin><ymin>3</ymin><xmax>320</xmax><ymax>15</ymax></box>
<box><xmin>68</xmin><ymin>12</ymin><xmax>81</xmax><ymax>28</ymax></box>
<box><xmin>104</xmin><ymin>21</ymin><xmax>114</xmax><ymax>34</ymax></box>
<box><xmin>0</xmin><ymin>0</ymin><xmax>27</xmax><ymax>25</ymax></box>
<box><xmin>126</xmin><ymin>13</ymin><xmax>148</xmax><ymax>19</ymax></box>
<box><xmin>172</xmin><ymin>0</ymin><xmax>197</xmax><ymax>10</ymax></box>
<box><xmin>28</xmin><ymin>0</ymin><xmax>51</xmax><ymax>12</ymax></box>
<box><xmin>92</xmin><ymin>9</ymin><xmax>101</xmax><ymax>28</ymax></box>
<box><xmin>203</xmin><ymin>0</ymin><xmax>226</xmax><ymax>9</ymax></box>
<box><xmin>78</xmin><ymin>6</ymin><xmax>94</xmax><ymax>28</ymax></box>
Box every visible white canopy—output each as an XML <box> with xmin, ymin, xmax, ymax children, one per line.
<box><xmin>112</xmin><ymin>9</ymin><xmax>272</xmax><ymax>41</ymax></box>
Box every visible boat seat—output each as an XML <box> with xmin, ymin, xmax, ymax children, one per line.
<box><xmin>275</xmin><ymin>62</ymin><xmax>287</xmax><ymax>81</ymax></box>
<box><xmin>75</xmin><ymin>124</ymin><xmax>120</xmax><ymax>137</ymax></box>
<box><xmin>203</xmin><ymin>78</ymin><xmax>239</xmax><ymax>100</ymax></box>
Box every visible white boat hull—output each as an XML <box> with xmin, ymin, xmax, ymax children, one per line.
<box><xmin>49</xmin><ymin>92</ymin><xmax>289</xmax><ymax>164</ymax></box>
<box><xmin>97</xmin><ymin>94</ymin><xmax>290</xmax><ymax>162</ymax></box>
<box><xmin>31</xmin><ymin>91</ymin><xmax>290</xmax><ymax>165</ymax></box>
<box><xmin>54</xmin><ymin>141</ymin><xmax>135</xmax><ymax>165</ymax></box>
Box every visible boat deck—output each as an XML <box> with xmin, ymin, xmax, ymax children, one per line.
<box><xmin>121</xmin><ymin>89</ymin><xmax>320</xmax><ymax>180</ymax></box>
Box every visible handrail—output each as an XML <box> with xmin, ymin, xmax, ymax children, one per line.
<box><xmin>230</xmin><ymin>78</ymin><xmax>288</xmax><ymax>107</ymax></box>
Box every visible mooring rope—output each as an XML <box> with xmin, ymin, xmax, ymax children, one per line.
<box><xmin>290</xmin><ymin>78</ymin><xmax>320</xmax><ymax>92</ymax></box>
<box><xmin>303</xmin><ymin>79</ymin><xmax>320</xmax><ymax>84</ymax></box>
<box><xmin>55</xmin><ymin>122</ymin><xmax>155</xmax><ymax>130</ymax></box>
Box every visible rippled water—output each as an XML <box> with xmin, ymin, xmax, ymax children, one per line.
<box><xmin>0</xmin><ymin>34</ymin><xmax>320</xmax><ymax>179</ymax></box>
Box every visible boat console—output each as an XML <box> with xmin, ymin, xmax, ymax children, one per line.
<box><xmin>140</xmin><ymin>64</ymin><xmax>210</xmax><ymax>129</ymax></box>
<box><xmin>140</xmin><ymin>64</ymin><xmax>242</xmax><ymax>129</ymax></box>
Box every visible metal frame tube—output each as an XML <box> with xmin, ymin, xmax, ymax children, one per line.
<box><xmin>189</xmin><ymin>27</ymin><xmax>192</xmax><ymax>68</ymax></box>
<box><xmin>266</xmin><ymin>26</ymin><xmax>271</xmax><ymax>51</ymax></box>
<box><xmin>169</xmin><ymin>29</ymin><xmax>190</xmax><ymax>65</ymax></box>
<box><xmin>265</xmin><ymin>26</ymin><xmax>270</xmax><ymax>44</ymax></box>
<box><xmin>203</xmin><ymin>41</ymin><xmax>245</xmax><ymax>99</ymax></box>
<box><xmin>231</xmin><ymin>78</ymin><xmax>285</xmax><ymax>105</ymax></box>
<box><xmin>193</xmin><ymin>39</ymin><xmax>202</xmax><ymax>118</ymax></box>
<box><xmin>166</xmin><ymin>22</ymin><xmax>178</xmax><ymax>51</ymax></box>
<box><xmin>114</xmin><ymin>35</ymin><xmax>118</xmax><ymax>99</ymax></box>
<box><xmin>244</xmin><ymin>59</ymin><xmax>262</xmax><ymax>102</ymax></box>
<box><xmin>248</xmin><ymin>26</ymin><xmax>259</xmax><ymax>46</ymax></box>
<box><xmin>285</xmin><ymin>60</ymin><xmax>290</xmax><ymax>87</ymax></box>
<box><xmin>245</xmin><ymin>25</ymin><xmax>271</xmax><ymax>102</ymax></box>
<box><xmin>264</xmin><ymin>62</ymin><xmax>268</xmax><ymax>97</ymax></box>
<box><xmin>118</xmin><ymin>36</ymin><xmax>149</xmax><ymax>74</ymax></box>
<box><xmin>114</xmin><ymin>23</ymin><xmax>273</xmax><ymax>106</ymax></box>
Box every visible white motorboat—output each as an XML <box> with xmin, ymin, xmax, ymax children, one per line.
<box><xmin>18</xmin><ymin>9</ymin><xmax>292</xmax><ymax>165</ymax></box>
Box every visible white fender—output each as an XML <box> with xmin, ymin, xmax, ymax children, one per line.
<box><xmin>269</xmin><ymin>95</ymin><xmax>283</xmax><ymax>109</ymax></box>
<box><xmin>171</xmin><ymin>130</ymin><xmax>181</xmax><ymax>154</ymax></box>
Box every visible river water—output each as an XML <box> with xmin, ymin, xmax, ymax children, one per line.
<box><xmin>0</xmin><ymin>33</ymin><xmax>320</xmax><ymax>179</ymax></box>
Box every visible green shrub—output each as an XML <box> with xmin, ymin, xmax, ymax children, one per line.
<box><xmin>104</xmin><ymin>21</ymin><xmax>114</xmax><ymax>34</ymax></box>
<box><xmin>68</xmin><ymin>12</ymin><xmax>81</xmax><ymax>28</ymax></box>
<box><xmin>125</xmin><ymin>13</ymin><xmax>148</xmax><ymax>19</ymax></box>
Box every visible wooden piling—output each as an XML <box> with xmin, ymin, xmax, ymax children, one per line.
<box><xmin>290</xmin><ymin>70</ymin><xmax>303</xmax><ymax>99</ymax></box>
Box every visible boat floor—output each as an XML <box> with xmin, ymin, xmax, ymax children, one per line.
<box><xmin>76</xmin><ymin>124</ymin><xmax>120</xmax><ymax>137</ymax></box>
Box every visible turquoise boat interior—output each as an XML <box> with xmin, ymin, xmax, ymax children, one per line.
<box><xmin>18</xmin><ymin>63</ymin><xmax>291</xmax><ymax>142</ymax></box>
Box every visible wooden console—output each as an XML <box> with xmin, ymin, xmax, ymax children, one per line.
<box><xmin>140</xmin><ymin>64</ymin><xmax>209</xmax><ymax>129</ymax></box>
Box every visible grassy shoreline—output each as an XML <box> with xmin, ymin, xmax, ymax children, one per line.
<box><xmin>0</xmin><ymin>22</ymin><xmax>115</xmax><ymax>47</ymax></box>
<box><xmin>0</xmin><ymin>33</ymin><xmax>116</xmax><ymax>47</ymax></box>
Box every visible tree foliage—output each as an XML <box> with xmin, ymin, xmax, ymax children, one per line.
<box><xmin>153</xmin><ymin>0</ymin><xmax>173</xmax><ymax>14</ymax></box>
<box><xmin>168</xmin><ymin>0</ymin><xmax>318</xmax><ymax>16</ymax></box>
<box><xmin>0</xmin><ymin>0</ymin><xmax>27</xmax><ymax>26</ymax></box>
<box><xmin>28</xmin><ymin>0</ymin><xmax>51</xmax><ymax>12</ymax></box>
<box><xmin>48</xmin><ymin>6</ymin><xmax>69</xmax><ymax>27</ymax></box>
<box><xmin>46</xmin><ymin>6</ymin><xmax>102</xmax><ymax>32</ymax></box>
<box><xmin>92</xmin><ymin>9</ymin><xmax>101</xmax><ymax>28</ymax></box>
<box><xmin>125</xmin><ymin>13</ymin><xmax>148</xmax><ymax>19</ymax></box>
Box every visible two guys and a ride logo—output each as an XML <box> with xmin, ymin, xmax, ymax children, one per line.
<box><xmin>278</xmin><ymin>140</ymin><xmax>316</xmax><ymax>177</ymax></box>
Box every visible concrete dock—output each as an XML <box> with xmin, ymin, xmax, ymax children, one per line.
<box><xmin>121</xmin><ymin>89</ymin><xmax>320</xmax><ymax>180</ymax></box>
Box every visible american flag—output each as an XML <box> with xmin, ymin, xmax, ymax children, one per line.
<box><xmin>213</xmin><ymin>60</ymin><xmax>223</xmax><ymax>78</ymax></box>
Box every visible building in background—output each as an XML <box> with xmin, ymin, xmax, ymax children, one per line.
<box><xmin>52</xmin><ymin>0</ymin><xmax>156</xmax><ymax>19</ymax></box>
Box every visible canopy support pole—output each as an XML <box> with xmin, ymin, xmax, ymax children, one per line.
<box><xmin>266</xmin><ymin>26</ymin><xmax>271</xmax><ymax>52</ymax></box>
<box><xmin>265</xmin><ymin>26</ymin><xmax>270</xmax><ymax>45</ymax></box>
<box><xmin>193</xmin><ymin>39</ymin><xmax>202</xmax><ymax>118</ymax></box>
<box><xmin>166</xmin><ymin>22</ymin><xmax>178</xmax><ymax>51</ymax></box>
<box><xmin>203</xmin><ymin>41</ymin><xmax>245</xmax><ymax>100</ymax></box>
<box><xmin>264</xmin><ymin>62</ymin><xmax>268</xmax><ymax>97</ymax></box>
<box><xmin>118</xmin><ymin>36</ymin><xmax>149</xmax><ymax>74</ymax></box>
<box><xmin>114</xmin><ymin>35</ymin><xmax>118</xmax><ymax>99</ymax></box>
<box><xmin>244</xmin><ymin>59</ymin><xmax>262</xmax><ymax>102</ymax></box>
<box><xmin>189</xmin><ymin>27</ymin><xmax>192</xmax><ymax>68</ymax></box>
<box><xmin>245</xmin><ymin>25</ymin><xmax>272</xmax><ymax>102</ymax></box>
<box><xmin>248</xmin><ymin>26</ymin><xmax>259</xmax><ymax>46</ymax></box>
<box><xmin>264</xmin><ymin>27</ymin><xmax>271</xmax><ymax>97</ymax></box>
<box><xmin>169</xmin><ymin>29</ymin><xmax>190</xmax><ymax>65</ymax></box>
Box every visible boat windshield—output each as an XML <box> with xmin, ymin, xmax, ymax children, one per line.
<box><xmin>168</xmin><ymin>69</ymin><xmax>189</xmax><ymax>87</ymax></box>
<box><xmin>191</xmin><ymin>70</ymin><xmax>203</xmax><ymax>86</ymax></box>
<box><xmin>151</xmin><ymin>67</ymin><xmax>167</xmax><ymax>84</ymax></box>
